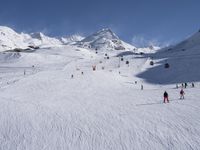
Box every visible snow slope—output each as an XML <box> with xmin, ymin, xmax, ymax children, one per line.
<box><xmin>0</xmin><ymin>43</ymin><xmax>200</xmax><ymax>149</ymax></box>
<box><xmin>137</xmin><ymin>30</ymin><xmax>200</xmax><ymax>84</ymax></box>
<box><xmin>162</xmin><ymin>30</ymin><xmax>200</xmax><ymax>53</ymax></box>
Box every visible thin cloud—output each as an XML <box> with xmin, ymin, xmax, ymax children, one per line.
<box><xmin>131</xmin><ymin>35</ymin><xmax>172</xmax><ymax>48</ymax></box>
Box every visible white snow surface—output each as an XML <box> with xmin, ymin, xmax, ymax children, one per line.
<box><xmin>0</xmin><ymin>43</ymin><xmax>200</xmax><ymax>150</ymax></box>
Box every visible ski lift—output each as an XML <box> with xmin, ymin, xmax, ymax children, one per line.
<box><xmin>150</xmin><ymin>61</ymin><xmax>154</xmax><ymax>66</ymax></box>
<box><xmin>164</xmin><ymin>63</ymin><xmax>170</xmax><ymax>68</ymax></box>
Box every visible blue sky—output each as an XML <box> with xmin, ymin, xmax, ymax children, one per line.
<box><xmin>0</xmin><ymin>0</ymin><xmax>199</xmax><ymax>47</ymax></box>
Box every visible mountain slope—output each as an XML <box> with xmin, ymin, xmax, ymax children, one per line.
<box><xmin>137</xmin><ymin>30</ymin><xmax>200</xmax><ymax>84</ymax></box>
<box><xmin>0</xmin><ymin>26</ymin><xmax>28</xmax><ymax>51</ymax></box>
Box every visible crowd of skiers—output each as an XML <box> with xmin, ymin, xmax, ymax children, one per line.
<box><xmin>176</xmin><ymin>82</ymin><xmax>195</xmax><ymax>89</ymax></box>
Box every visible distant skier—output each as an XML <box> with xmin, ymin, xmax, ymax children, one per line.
<box><xmin>184</xmin><ymin>83</ymin><xmax>187</xmax><ymax>88</ymax></box>
<box><xmin>192</xmin><ymin>83</ymin><xmax>195</xmax><ymax>88</ymax></box>
<box><xmin>71</xmin><ymin>74</ymin><xmax>74</xmax><ymax>79</ymax></box>
<box><xmin>176</xmin><ymin>84</ymin><xmax>178</xmax><ymax>89</ymax></box>
<box><xmin>163</xmin><ymin>91</ymin><xmax>169</xmax><ymax>103</ymax></box>
<box><xmin>181</xmin><ymin>83</ymin><xmax>184</xmax><ymax>88</ymax></box>
<box><xmin>24</xmin><ymin>70</ymin><xmax>26</xmax><ymax>76</ymax></box>
<box><xmin>81</xmin><ymin>72</ymin><xmax>84</xmax><ymax>75</ymax></box>
<box><xmin>180</xmin><ymin>89</ymin><xmax>185</xmax><ymax>99</ymax></box>
<box><xmin>141</xmin><ymin>84</ymin><xmax>143</xmax><ymax>90</ymax></box>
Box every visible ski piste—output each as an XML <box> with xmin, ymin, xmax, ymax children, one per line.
<box><xmin>0</xmin><ymin>26</ymin><xmax>200</xmax><ymax>149</ymax></box>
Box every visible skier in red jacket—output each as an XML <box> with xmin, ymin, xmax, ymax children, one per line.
<box><xmin>180</xmin><ymin>89</ymin><xmax>185</xmax><ymax>99</ymax></box>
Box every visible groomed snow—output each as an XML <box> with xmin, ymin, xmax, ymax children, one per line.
<box><xmin>0</xmin><ymin>45</ymin><xmax>200</xmax><ymax>150</ymax></box>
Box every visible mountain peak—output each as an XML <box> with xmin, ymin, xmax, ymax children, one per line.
<box><xmin>76</xmin><ymin>28</ymin><xmax>135</xmax><ymax>51</ymax></box>
<box><xmin>94</xmin><ymin>28</ymin><xmax>119</xmax><ymax>40</ymax></box>
<box><xmin>30</xmin><ymin>32</ymin><xmax>45</xmax><ymax>40</ymax></box>
<box><xmin>97</xmin><ymin>28</ymin><xmax>114</xmax><ymax>34</ymax></box>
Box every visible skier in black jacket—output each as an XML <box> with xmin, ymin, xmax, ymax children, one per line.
<box><xmin>163</xmin><ymin>91</ymin><xmax>169</xmax><ymax>103</ymax></box>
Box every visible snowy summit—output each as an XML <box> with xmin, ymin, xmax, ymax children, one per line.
<box><xmin>76</xmin><ymin>28</ymin><xmax>136</xmax><ymax>51</ymax></box>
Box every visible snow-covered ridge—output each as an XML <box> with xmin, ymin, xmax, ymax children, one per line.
<box><xmin>61</xmin><ymin>34</ymin><xmax>84</xmax><ymax>45</ymax></box>
<box><xmin>0</xmin><ymin>26</ymin><xmax>64</xmax><ymax>51</ymax></box>
<box><xmin>0</xmin><ymin>26</ymin><xmax>28</xmax><ymax>51</ymax></box>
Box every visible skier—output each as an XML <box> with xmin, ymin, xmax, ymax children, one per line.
<box><xmin>180</xmin><ymin>89</ymin><xmax>185</xmax><ymax>99</ymax></box>
<box><xmin>181</xmin><ymin>83</ymin><xmax>184</xmax><ymax>88</ymax></box>
<box><xmin>81</xmin><ymin>72</ymin><xmax>84</xmax><ymax>75</ymax></box>
<box><xmin>176</xmin><ymin>84</ymin><xmax>178</xmax><ymax>89</ymax></box>
<box><xmin>163</xmin><ymin>91</ymin><xmax>169</xmax><ymax>103</ymax></box>
<box><xmin>184</xmin><ymin>83</ymin><xmax>187</xmax><ymax>88</ymax></box>
<box><xmin>192</xmin><ymin>83</ymin><xmax>195</xmax><ymax>88</ymax></box>
<box><xmin>71</xmin><ymin>74</ymin><xmax>74</xmax><ymax>79</ymax></box>
<box><xmin>141</xmin><ymin>84</ymin><xmax>143</xmax><ymax>90</ymax></box>
<box><xmin>24</xmin><ymin>70</ymin><xmax>26</xmax><ymax>76</ymax></box>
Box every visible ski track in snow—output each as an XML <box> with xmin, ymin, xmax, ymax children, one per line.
<box><xmin>0</xmin><ymin>46</ymin><xmax>200</xmax><ymax>150</ymax></box>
